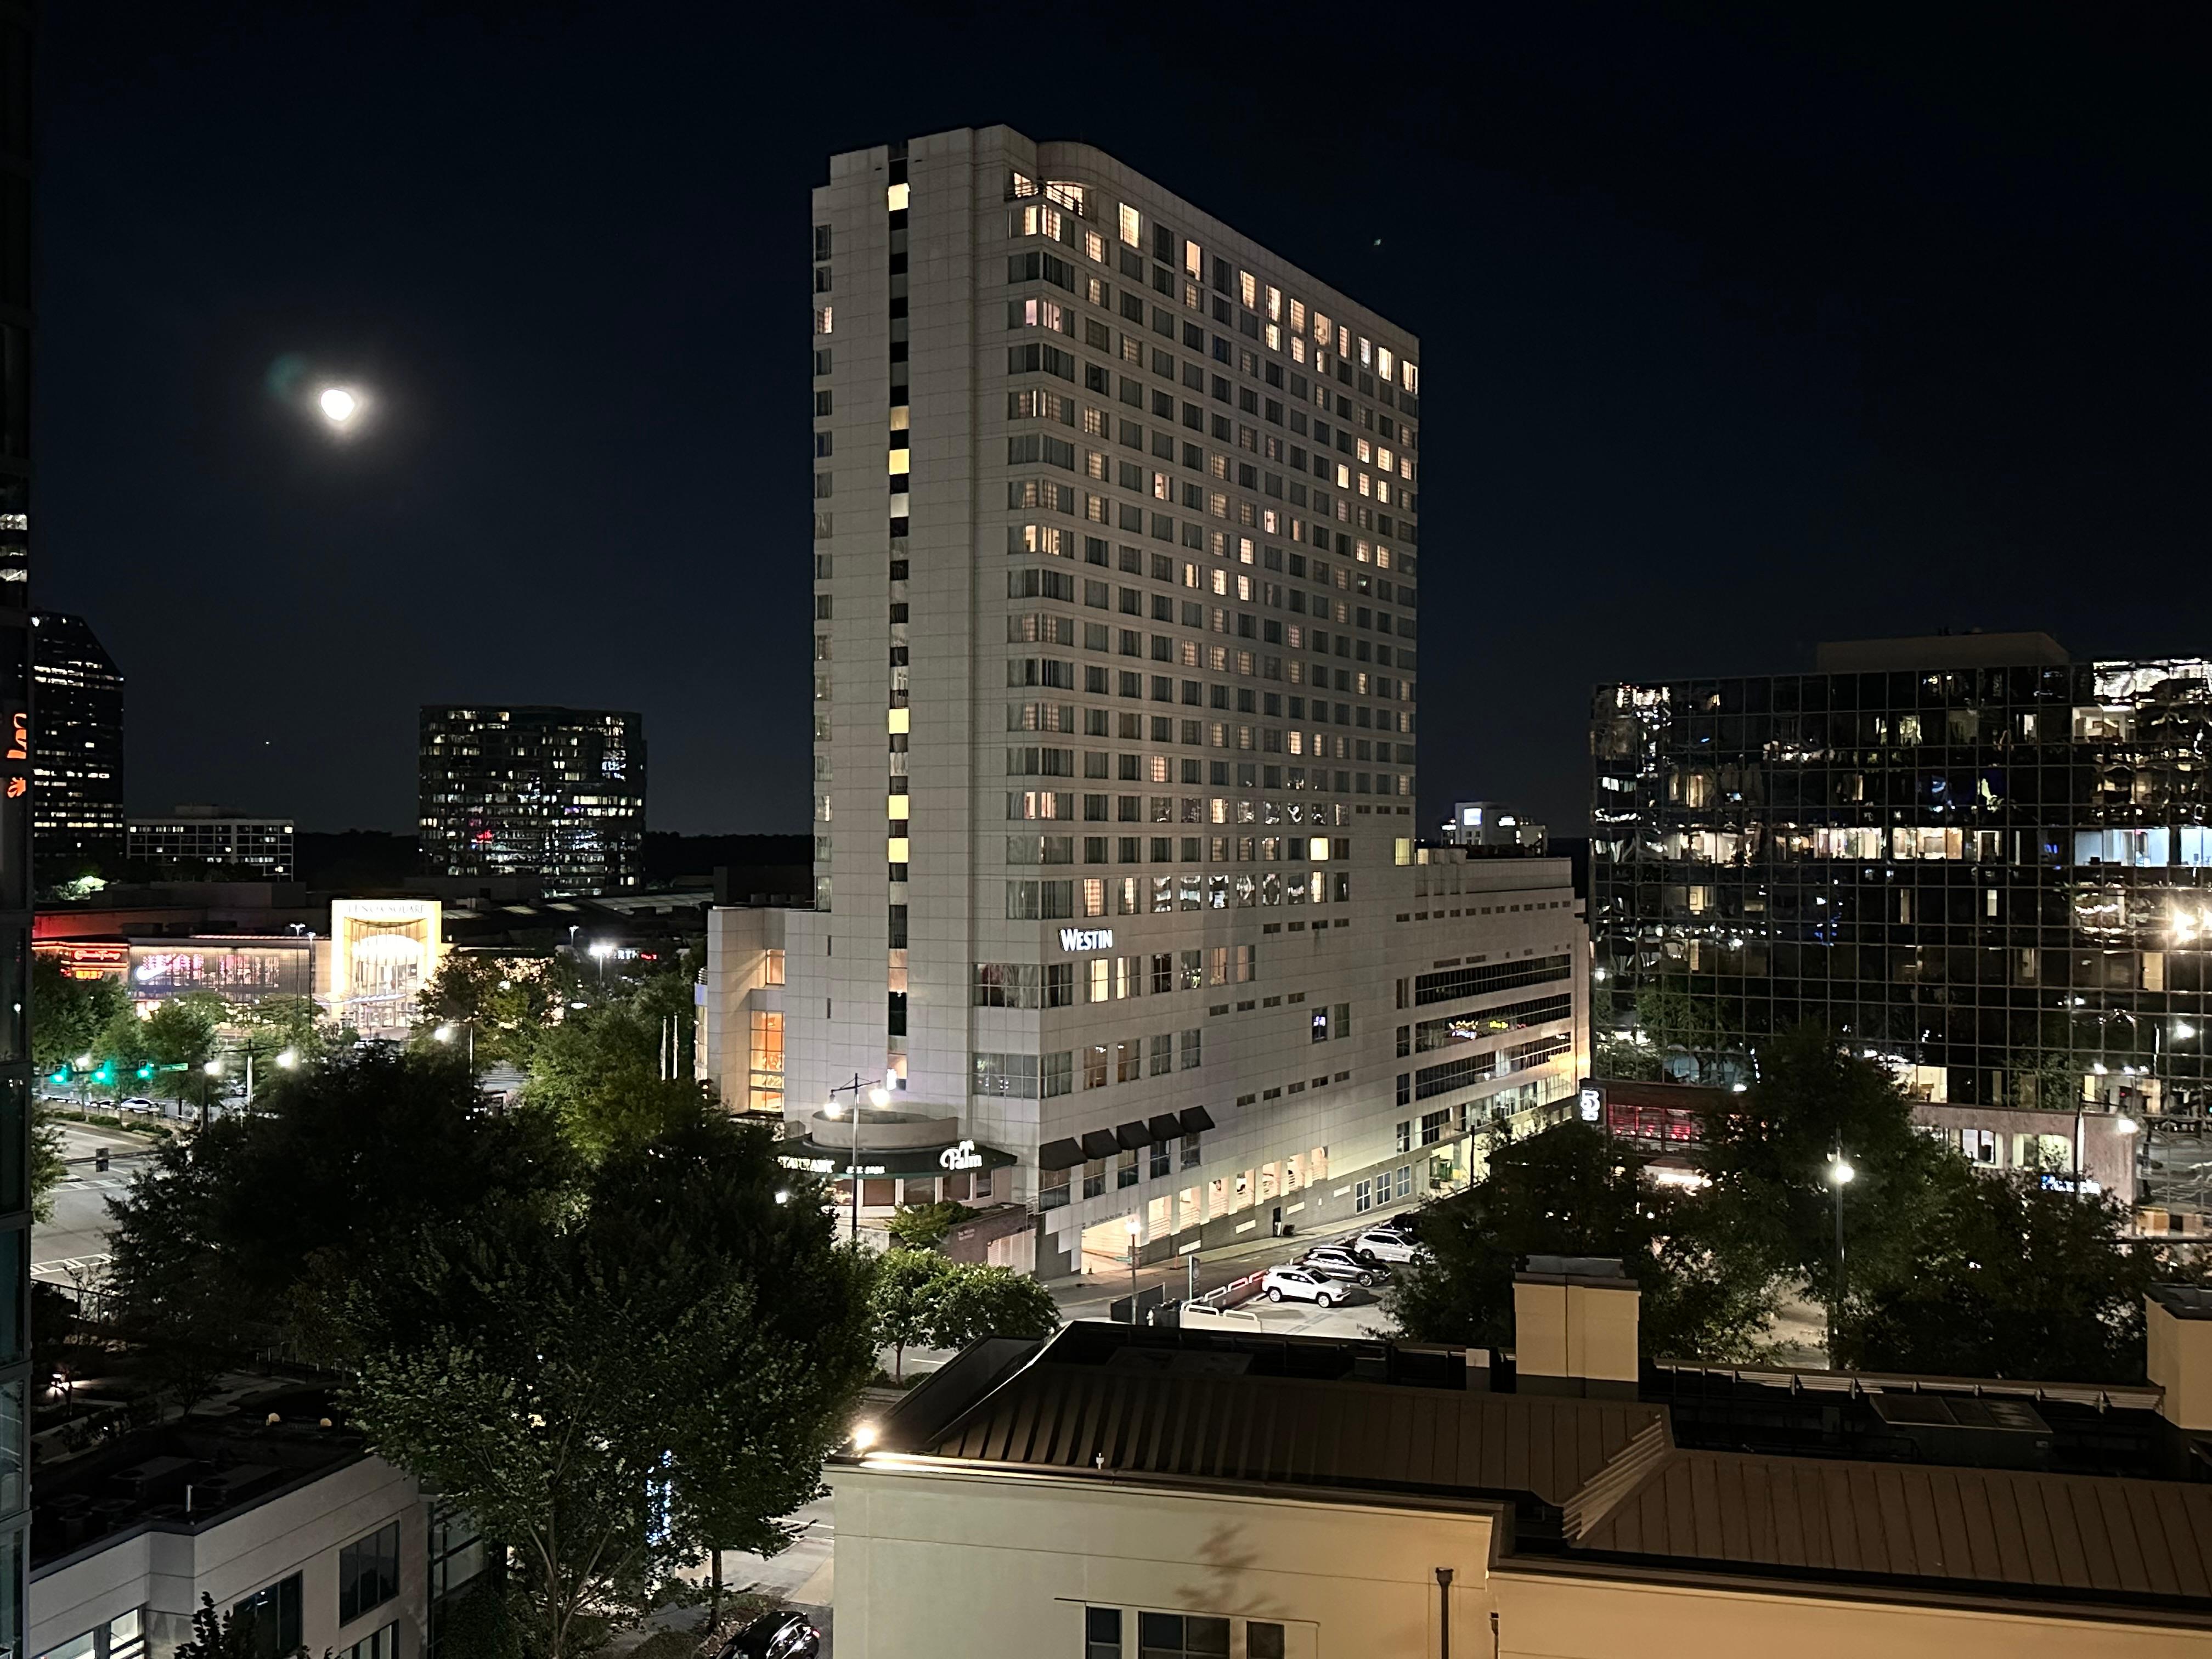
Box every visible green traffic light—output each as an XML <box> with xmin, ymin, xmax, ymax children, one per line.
<box><xmin>136</xmin><ymin>1064</ymin><xmax>154</xmax><ymax>1079</ymax></box>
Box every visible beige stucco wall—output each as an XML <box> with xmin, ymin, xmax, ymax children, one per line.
<box><xmin>830</xmin><ymin>1460</ymin><xmax>1495</xmax><ymax>1658</ymax></box>
<box><xmin>836</xmin><ymin>1459</ymin><xmax>2212</xmax><ymax>1657</ymax></box>
<box><xmin>1494</xmin><ymin>1569</ymin><xmax>2212</xmax><ymax>1659</ymax></box>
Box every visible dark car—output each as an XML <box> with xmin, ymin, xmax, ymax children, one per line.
<box><xmin>1299</xmin><ymin>1244</ymin><xmax>1392</xmax><ymax>1288</ymax></box>
<box><xmin>716</xmin><ymin>1611</ymin><xmax>820</xmax><ymax>1659</ymax></box>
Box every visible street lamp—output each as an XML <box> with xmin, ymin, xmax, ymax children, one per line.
<box><xmin>825</xmin><ymin>1075</ymin><xmax>891</xmax><ymax>1244</ymax></box>
<box><xmin>433</xmin><ymin>1020</ymin><xmax>476</xmax><ymax>1068</ymax></box>
<box><xmin>1125</xmin><ymin>1215</ymin><xmax>1141</xmax><ymax>1307</ymax></box>
<box><xmin>1825</xmin><ymin>1154</ymin><xmax>1854</xmax><ymax>1367</ymax></box>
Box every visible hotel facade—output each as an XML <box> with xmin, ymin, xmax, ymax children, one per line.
<box><xmin>777</xmin><ymin>126</ymin><xmax>1585</xmax><ymax>1274</ymax></box>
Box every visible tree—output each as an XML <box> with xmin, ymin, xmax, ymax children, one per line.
<box><xmin>1386</xmin><ymin>1120</ymin><xmax>1778</xmax><ymax>1361</ymax></box>
<box><xmin>1696</xmin><ymin>1021</ymin><xmax>1967</xmax><ymax>1323</ymax></box>
<box><xmin>1841</xmin><ymin>1170</ymin><xmax>2196</xmax><ymax>1383</ymax></box>
<box><xmin>523</xmin><ymin>994</ymin><xmax>707</xmax><ymax>1159</ymax></box>
<box><xmin>884</xmin><ymin>1200</ymin><xmax>977</xmax><ymax>1250</ymax></box>
<box><xmin>336</xmin><ymin>1107</ymin><xmax>874</xmax><ymax>1659</ymax></box>
<box><xmin>30</xmin><ymin>955</ymin><xmax>128</xmax><ymax>1077</ymax></box>
<box><xmin>871</xmin><ymin>1249</ymin><xmax>950</xmax><ymax>1382</ymax></box>
<box><xmin>30</xmin><ymin>1104</ymin><xmax>64</xmax><ymax>1222</ymax></box>
<box><xmin>103</xmin><ymin>1046</ymin><xmax>569</xmax><ymax>1380</ymax></box>
<box><xmin>415</xmin><ymin>954</ymin><xmax>568</xmax><ymax>1070</ymax></box>
<box><xmin>142</xmin><ymin>991</ymin><xmax>228</xmax><ymax>1115</ymax></box>
<box><xmin>174</xmin><ymin>1592</ymin><xmax>305</xmax><ymax>1659</ymax></box>
<box><xmin>869</xmin><ymin>1250</ymin><xmax>1060</xmax><ymax>1380</ymax></box>
<box><xmin>928</xmin><ymin>1261</ymin><xmax>1059</xmax><ymax>1352</ymax></box>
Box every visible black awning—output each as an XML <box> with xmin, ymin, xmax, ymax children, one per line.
<box><xmin>1080</xmin><ymin>1127</ymin><xmax>1121</xmax><ymax>1160</ymax></box>
<box><xmin>1038</xmin><ymin>1137</ymin><xmax>1086</xmax><ymax>1171</ymax></box>
<box><xmin>1179</xmin><ymin>1105</ymin><xmax>1217</xmax><ymax>1134</ymax></box>
<box><xmin>1147</xmin><ymin>1113</ymin><xmax>1185</xmax><ymax>1143</ymax></box>
<box><xmin>1115</xmin><ymin>1120</ymin><xmax>1152</xmax><ymax>1150</ymax></box>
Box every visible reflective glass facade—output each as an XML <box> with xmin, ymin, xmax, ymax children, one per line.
<box><xmin>27</xmin><ymin>613</ymin><xmax>121</xmax><ymax>871</ymax></box>
<box><xmin>1593</xmin><ymin>645</ymin><xmax>2212</xmax><ymax>1114</ymax></box>
<box><xmin>419</xmin><ymin>706</ymin><xmax>645</xmax><ymax>896</ymax></box>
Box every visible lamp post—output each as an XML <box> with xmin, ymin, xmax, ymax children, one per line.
<box><xmin>1825</xmin><ymin>1152</ymin><xmax>1854</xmax><ymax>1367</ymax></box>
<box><xmin>433</xmin><ymin>1020</ymin><xmax>476</xmax><ymax>1069</ymax></box>
<box><xmin>1125</xmin><ymin>1215</ymin><xmax>1141</xmax><ymax>1308</ymax></box>
<box><xmin>825</xmin><ymin>1074</ymin><xmax>890</xmax><ymax>1244</ymax></box>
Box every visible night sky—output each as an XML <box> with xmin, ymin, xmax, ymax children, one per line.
<box><xmin>36</xmin><ymin>4</ymin><xmax>2209</xmax><ymax>838</ymax></box>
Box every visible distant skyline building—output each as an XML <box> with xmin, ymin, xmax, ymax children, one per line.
<box><xmin>418</xmin><ymin>705</ymin><xmax>646</xmax><ymax>895</ymax></box>
<box><xmin>785</xmin><ymin>127</ymin><xmax>1587</xmax><ymax>1273</ymax></box>
<box><xmin>1442</xmin><ymin>800</ymin><xmax>1545</xmax><ymax>851</ymax></box>
<box><xmin>1592</xmin><ymin>631</ymin><xmax>2211</xmax><ymax>1152</ymax></box>
<box><xmin>127</xmin><ymin>806</ymin><xmax>295</xmax><ymax>880</ymax></box>
<box><xmin>30</xmin><ymin>610</ymin><xmax>124</xmax><ymax>867</ymax></box>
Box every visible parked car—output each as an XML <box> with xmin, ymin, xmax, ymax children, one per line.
<box><xmin>117</xmin><ymin>1097</ymin><xmax>156</xmax><ymax>1114</ymax></box>
<box><xmin>1386</xmin><ymin>1210</ymin><xmax>1427</xmax><ymax>1238</ymax></box>
<box><xmin>716</xmin><ymin>1611</ymin><xmax>820</xmax><ymax>1659</ymax></box>
<box><xmin>1351</xmin><ymin>1228</ymin><xmax>1427</xmax><ymax>1266</ymax></box>
<box><xmin>1299</xmin><ymin>1244</ymin><xmax>1391</xmax><ymax>1288</ymax></box>
<box><xmin>1261</xmin><ymin>1265</ymin><xmax>1350</xmax><ymax>1308</ymax></box>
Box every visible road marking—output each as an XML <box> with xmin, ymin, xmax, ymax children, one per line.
<box><xmin>32</xmin><ymin>1253</ymin><xmax>110</xmax><ymax>1277</ymax></box>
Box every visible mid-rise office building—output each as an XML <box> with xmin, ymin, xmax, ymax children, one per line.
<box><xmin>1443</xmin><ymin>799</ymin><xmax>1545</xmax><ymax>850</ymax></box>
<box><xmin>1593</xmin><ymin>632</ymin><xmax>2212</xmax><ymax>1131</ymax></box>
<box><xmin>788</xmin><ymin>127</ymin><xmax>1584</xmax><ymax>1274</ymax></box>
<box><xmin>0</xmin><ymin>5</ymin><xmax>33</xmax><ymax>1634</ymax></box>
<box><xmin>29</xmin><ymin>612</ymin><xmax>123</xmax><ymax>868</ymax></box>
<box><xmin>127</xmin><ymin>807</ymin><xmax>293</xmax><ymax>880</ymax></box>
<box><xmin>417</xmin><ymin>706</ymin><xmax>645</xmax><ymax>895</ymax></box>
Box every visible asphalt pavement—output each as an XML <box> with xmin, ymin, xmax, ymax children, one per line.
<box><xmin>33</xmin><ymin>1124</ymin><xmax>161</xmax><ymax>1286</ymax></box>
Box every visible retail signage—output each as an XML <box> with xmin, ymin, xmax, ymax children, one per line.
<box><xmin>1579</xmin><ymin>1085</ymin><xmax>1602</xmax><ymax>1123</ymax></box>
<box><xmin>1058</xmin><ymin>927</ymin><xmax>1114</xmax><ymax>952</ymax></box>
<box><xmin>939</xmin><ymin>1139</ymin><xmax>985</xmax><ymax>1171</ymax></box>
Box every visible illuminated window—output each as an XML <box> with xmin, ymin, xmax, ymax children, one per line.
<box><xmin>1118</xmin><ymin>204</ymin><xmax>1141</xmax><ymax>247</ymax></box>
<box><xmin>1376</xmin><ymin>346</ymin><xmax>1393</xmax><ymax>380</ymax></box>
<box><xmin>1238</xmin><ymin>270</ymin><xmax>1256</xmax><ymax>308</ymax></box>
<box><xmin>748</xmin><ymin>1011</ymin><xmax>785</xmax><ymax>1108</ymax></box>
<box><xmin>1184</xmin><ymin>239</ymin><xmax>1202</xmax><ymax>278</ymax></box>
<box><xmin>1265</xmin><ymin>285</ymin><xmax>1282</xmax><ymax>321</ymax></box>
<box><xmin>765</xmin><ymin>950</ymin><xmax>786</xmax><ymax>986</ymax></box>
<box><xmin>887</xmin><ymin>182</ymin><xmax>909</xmax><ymax>211</ymax></box>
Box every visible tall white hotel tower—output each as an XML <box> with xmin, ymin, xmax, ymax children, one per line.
<box><xmin>785</xmin><ymin>126</ymin><xmax>1585</xmax><ymax>1275</ymax></box>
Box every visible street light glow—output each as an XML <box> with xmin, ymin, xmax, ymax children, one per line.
<box><xmin>433</xmin><ymin>1024</ymin><xmax>456</xmax><ymax>1043</ymax></box>
<box><xmin>851</xmin><ymin>1423</ymin><xmax>878</xmax><ymax>1452</ymax></box>
<box><xmin>318</xmin><ymin>386</ymin><xmax>360</xmax><ymax>425</ymax></box>
<box><xmin>1828</xmin><ymin>1158</ymin><xmax>1855</xmax><ymax>1186</ymax></box>
<box><xmin>275</xmin><ymin>1048</ymin><xmax>299</xmax><ymax>1069</ymax></box>
<box><xmin>868</xmin><ymin>1086</ymin><xmax>889</xmax><ymax>1108</ymax></box>
<box><xmin>2178</xmin><ymin>1022</ymin><xmax>2199</xmax><ymax>1042</ymax></box>
<box><xmin>2117</xmin><ymin>1115</ymin><xmax>2141</xmax><ymax>1136</ymax></box>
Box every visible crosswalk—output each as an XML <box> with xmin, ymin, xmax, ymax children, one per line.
<box><xmin>31</xmin><ymin>1252</ymin><xmax>109</xmax><ymax>1282</ymax></box>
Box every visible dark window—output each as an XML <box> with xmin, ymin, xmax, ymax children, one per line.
<box><xmin>1086</xmin><ymin>1608</ymin><xmax>1121</xmax><ymax>1659</ymax></box>
<box><xmin>340</xmin><ymin>1522</ymin><xmax>400</xmax><ymax>1626</ymax></box>
<box><xmin>234</xmin><ymin>1575</ymin><xmax>303</xmax><ymax>1659</ymax></box>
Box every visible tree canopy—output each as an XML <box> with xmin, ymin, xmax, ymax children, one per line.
<box><xmin>335</xmin><ymin>1105</ymin><xmax>874</xmax><ymax>1659</ymax></box>
<box><xmin>1386</xmin><ymin>1119</ymin><xmax>1776</xmax><ymax>1361</ymax></box>
<box><xmin>101</xmin><ymin>1045</ymin><xmax>877</xmax><ymax>1657</ymax></box>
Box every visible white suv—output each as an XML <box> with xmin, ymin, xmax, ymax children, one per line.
<box><xmin>1351</xmin><ymin>1228</ymin><xmax>1426</xmax><ymax>1266</ymax></box>
<box><xmin>1261</xmin><ymin>1266</ymin><xmax>1347</xmax><ymax>1308</ymax></box>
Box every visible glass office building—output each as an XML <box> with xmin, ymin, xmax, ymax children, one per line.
<box><xmin>29</xmin><ymin>613</ymin><xmax>122</xmax><ymax>873</ymax></box>
<box><xmin>419</xmin><ymin>706</ymin><xmax>646</xmax><ymax>896</ymax></box>
<box><xmin>1593</xmin><ymin>633</ymin><xmax>2212</xmax><ymax>1115</ymax></box>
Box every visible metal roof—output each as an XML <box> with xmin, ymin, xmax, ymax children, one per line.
<box><xmin>923</xmin><ymin>1360</ymin><xmax>1661</xmax><ymax>1505</ymax></box>
<box><xmin>879</xmin><ymin>1324</ymin><xmax>2212</xmax><ymax>1616</ymax></box>
<box><xmin>1571</xmin><ymin>1448</ymin><xmax>2212</xmax><ymax>1604</ymax></box>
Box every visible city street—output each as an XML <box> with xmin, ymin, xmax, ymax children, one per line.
<box><xmin>33</xmin><ymin>1124</ymin><xmax>159</xmax><ymax>1288</ymax></box>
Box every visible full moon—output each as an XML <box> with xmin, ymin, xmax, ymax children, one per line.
<box><xmin>318</xmin><ymin>386</ymin><xmax>360</xmax><ymax>425</ymax></box>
